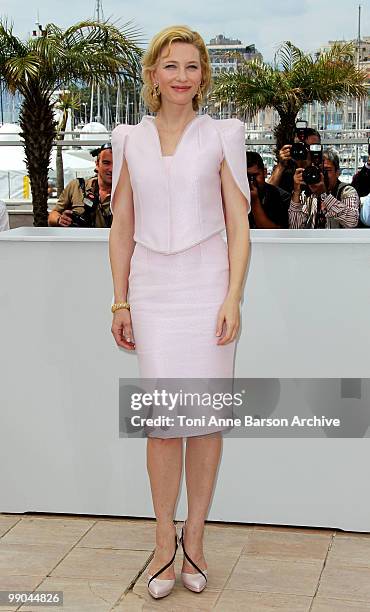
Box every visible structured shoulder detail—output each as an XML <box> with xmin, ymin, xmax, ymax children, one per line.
<box><xmin>210</xmin><ymin>117</ymin><xmax>250</xmax><ymax>213</ymax></box>
<box><xmin>111</xmin><ymin>123</ymin><xmax>135</xmax><ymax>142</ymax></box>
<box><xmin>110</xmin><ymin>123</ymin><xmax>135</xmax><ymax>214</ymax></box>
<box><xmin>211</xmin><ymin>117</ymin><xmax>244</xmax><ymax>133</ymax></box>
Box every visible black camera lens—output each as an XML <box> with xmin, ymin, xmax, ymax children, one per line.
<box><xmin>302</xmin><ymin>166</ymin><xmax>322</xmax><ymax>185</ymax></box>
<box><xmin>70</xmin><ymin>210</ymin><xmax>93</xmax><ymax>228</ymax></box>
<box><xmin>291</xmin><ymin>142</ymin><xmax>308</xmax><ymax>161</ymax></box>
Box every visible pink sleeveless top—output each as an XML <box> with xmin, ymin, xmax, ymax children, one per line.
<box><xmin>111</xmin><ymin>114</ymin><xmax>250</xmax><ymax>255</ymax></box>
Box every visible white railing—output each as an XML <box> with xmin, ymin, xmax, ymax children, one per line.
<box><xmin>0</xmin><ymin>129</ymin><xmax>369</xmax><ymax>202</ymax></box>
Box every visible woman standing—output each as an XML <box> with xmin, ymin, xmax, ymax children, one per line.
<box><xmin>109</xmin><ymin>25</ymin><xmax>250</xmax><ymax>599</ymax></box>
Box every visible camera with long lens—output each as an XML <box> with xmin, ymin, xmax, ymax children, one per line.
<box><xmin>70</xmin><ymin>192</ymin><xmax>96</xmax><ymax>227</ymax></box>
<box><xmin>302</xmin><ymin>144</ymin><xmax>324</xmax><ymax>185</ymax></box>
<box><xmin>291</xmin><ymin>120</ymin><xmax>308</xmax><ymax>161</ymax></box>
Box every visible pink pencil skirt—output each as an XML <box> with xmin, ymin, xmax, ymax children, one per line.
<box><xmin>128</xmin><ymin>232</ymin><xmax>236</xmax><ymax>438</ymax></box>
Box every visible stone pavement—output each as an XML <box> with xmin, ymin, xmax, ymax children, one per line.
<box><xmin>1</xmin><ymin>514</ymin><xmax>370</xmax><ymax>611</ymax></box>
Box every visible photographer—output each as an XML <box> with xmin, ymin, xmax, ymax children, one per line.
<box><xmin>247</xmin><ymin>152</ymin><xmax>290</xmax><ymax>228</ymax></box>
<box><xmin>289</xmin><ymin>148</ymin><xmax>359</xmax><ymax>229</ymax></box>
<box><xmin>48</xmin><ymin>143</ymin><xmax>113</xmax><ymax>228</ymax></box>
<box><xmin>269</xmin><ymin>123</ymin><xmax>321</xmax><ymax>193</ymax></box>
<box><xmin>351</xmin><ymin>150</ymin><xmax>370</xmax><ymax>198</ymax></box>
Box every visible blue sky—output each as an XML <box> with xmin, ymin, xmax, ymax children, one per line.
<box><xmin>2</xmin><ymin>0</ymin><xmax>369</xmax><ymax>62</ymax></box>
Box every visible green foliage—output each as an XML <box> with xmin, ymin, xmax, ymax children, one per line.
<box><xmin>212</xmin><ymin>40</ymin><xmax>368</xmax><ymax>148</ymax></box>
<box><xmin>0</xmin><ymin>19</ymin><xmax>143</xmax><ymax>96</ymax></box>
<box><xmin>0</xmin><ymin>18</ymin><xmax>143</xmax><ymax>225</ymax></box>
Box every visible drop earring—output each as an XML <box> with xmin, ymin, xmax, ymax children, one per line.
<box><xmin>195</xmin><ymin>84</ymin><xmax>203</xmax><ymax>101</ymax></box>
<box><xmin>152</xmin><ymin>82</ymin><xmax>160</xmax><ymax>98</ymax></box>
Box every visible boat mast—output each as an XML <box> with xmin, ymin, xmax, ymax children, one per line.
<box><xmin>115</xmin><ymin>82</ymin><xmax>121</xmax><ymax>126</ymax></box>
<box><xmin>94</xmin><ymin>0</ymin><xmax>104</xmax><ymax>123</ymax></box>
<box><xmin>90</xmin><ymin>83</ymin><xmax>94</xmax><ymax>123</ymax></box>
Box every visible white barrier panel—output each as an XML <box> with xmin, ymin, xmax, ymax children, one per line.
<box><xmin>0</xmin><ymin>227</ymin><xmax>370</xmax><ymax>531</ymax></box>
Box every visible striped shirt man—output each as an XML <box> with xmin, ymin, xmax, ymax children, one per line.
<box><xmin>289</xmin><ymin>150</ymin><xmax>360</xmax><ymax>229</ymax></box>
<box><xmin>289</xmin><ymin>184</ymin><xmax>359</xmax><ymax>229</ymax></box>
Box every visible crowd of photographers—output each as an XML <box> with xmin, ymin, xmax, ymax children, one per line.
<box><xmin>248</xmin><ymin>120</ymin><xmax>370</xmax><ymax>229</ymax></box>
<box><xmin>43</xmin><ymin>120</ymin><xmax>370</xmax><ymax>232</ymax></box>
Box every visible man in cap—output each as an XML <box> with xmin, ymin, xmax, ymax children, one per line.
<box><xmin>48</xmin><ymin>143</ymin><xmax>113</xmax><ymax>228</ymax></box>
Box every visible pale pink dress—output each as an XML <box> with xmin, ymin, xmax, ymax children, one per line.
<box><xmin>111</xmin><ymin>115</ymin><xmax>250</xmax><ymax>437</ymax></box>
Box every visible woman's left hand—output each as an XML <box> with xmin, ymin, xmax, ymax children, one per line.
<box><xmin>215</xmin><ymin>294</ymin><xmax>240</xmax><ymax>345</ymax></box>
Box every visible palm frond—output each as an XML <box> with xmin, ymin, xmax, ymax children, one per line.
<box><xmin>212</xmin><ymin>39</ymin><xmax>368</xmax><ymax>124</ymax></box>
<box><xmin>274</xmin><ymin>41</ymin><xmax>304</xmax><ymax>71</ymax></box>
<box><xmin>28</xmin><ymin>35</ymin><xmax>67</xmax><ymax>67</ymax></box>
<box><xmin>54</xmin><ymin>91</ymin><xmax>80</xmax><ymax>111</ymax></box>
<box><xmin>62</xmin><ymin>19</ymin><xmax>143</xmax><ymax>49</ymax></box>
<box><xmin>0</xmin><ymin>20</ymin><xmax>27</xmax><ymax>59</ymax></box>
<box><xmin>0</xmin><ymin>18</ymin><xmax>143</xmax><ymax>96</ymax></box>
<box><xmin>3</xmin><ymin>55</ymin><xmax>40</xmax><ymax>92</ymax></box>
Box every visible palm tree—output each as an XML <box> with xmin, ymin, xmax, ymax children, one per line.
<box><xmin>55</xmin><ymin>91</ymin><xmax>81</xmax><ymax>196</ymax></box>
<box><xmin>212</xmin><ymin>41</ymin><xmax>368</xmax><ymax>151</ymax></box>
<box><xmin>0</xmin><ymin>20</ymin><xmax>142</xmax><ymax>225</ymax></box>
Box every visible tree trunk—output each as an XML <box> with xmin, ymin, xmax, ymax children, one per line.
<box><xmin>56</xmin><ymin>144</ymin><xmax>64</xmax><ymax>196</ymax></box>
<box><xmin>56</xmin><ymin>108</ymin><xmax>69</xmax><ymax>196</ymax></box>
<box><xmin>19</xmin><ymin>87</ymin><xmax>56</xmax><ymax>226</ymax></box>
<box><xmin>273</xmin><ymin>112</ymin><xmax>298</xmax><ymax>153</ymax></box>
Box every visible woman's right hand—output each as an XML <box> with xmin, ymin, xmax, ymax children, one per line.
<box><xmin>111</xmin><ymin>309</ymin><xmax>136</xmax><ymax>350</ymax></box>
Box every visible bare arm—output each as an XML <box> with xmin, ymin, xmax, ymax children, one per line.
<box><xmin>48</xmin><ymin>209</ymin><xmax>62</xmax><ymax>226</ymax></box>
<box><xmin>268</xmin><ymin>163</ymin><xmax>286</xmax><ymax>187</ymax></box>
<box><xmin>109</xmin><ymin>158</ymin><xmax>136</xmax><ymax>350</ymax></box>
<box><xmin>216</xmin><ymin>158</ymin><xmax>250</xmax><ymax>345</ymax></box>
<box><xmin>268</xmin><ymin>145</ymin><xmax>292</xmax><ymax>187</ymax></box>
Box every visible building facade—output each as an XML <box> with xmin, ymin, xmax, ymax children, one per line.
<box><xmin>207</xmin><ymin>34</ymin><xmax>262</xmax><ymax>76</ymax></box>
<box><xmin>206</xmin><ymin>35</ymin><xmax>262</xmax><ymax>119</ymax></box>
<box><xmin>311</xmin><ymin>37</ymin><xmax>370</xmax><ymax>131</ymax></box>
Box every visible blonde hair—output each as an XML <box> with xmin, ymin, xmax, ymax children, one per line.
<box><xmin>141</xmin><ymin>25</ymin><xmax>212</xmax><ymax>113</ymax></box>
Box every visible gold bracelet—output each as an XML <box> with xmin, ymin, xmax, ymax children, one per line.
<box><xmin>111</xmin><ymin>302</ymin><xmax>130</xmax><ymax>313</ymax></box>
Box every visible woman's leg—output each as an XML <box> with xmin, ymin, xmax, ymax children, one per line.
<box><xmin>182</xmin><ymin>432</ymin><xmax>222</xmax><ymax>573</ymax></box>
<box><xmin>146</xmin><ymin>437</ymin><xmax>183</xmax><ymax>579</ymax></box>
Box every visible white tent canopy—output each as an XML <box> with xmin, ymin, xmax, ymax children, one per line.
<box><xmin>0</xmin><ymin>142</ymin><xmax>95</xmax><ymax>200</ymax></box>
<box><xmin>0</xmin><ymin>123</ymin><xmax>22</xmax><ymax>141</ymax></box>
